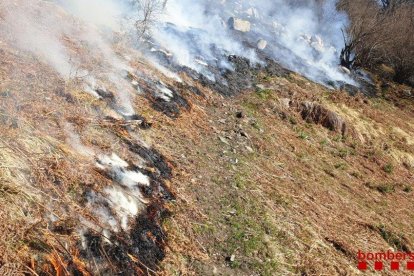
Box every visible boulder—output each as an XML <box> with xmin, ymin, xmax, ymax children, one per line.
<box><xmin>228</xmin><ymin>17</ymin><xmax>251</xmax><ymax>32</ymax></box>
<box><xmin>298</xmin><ymin>101</ymin><xmax>350</xmax><ymax>136</ymax></box>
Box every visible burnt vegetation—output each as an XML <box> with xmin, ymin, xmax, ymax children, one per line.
<box><xmin>79</xmin><ymin>141</ymin><xmax>174</xmax><ymax>275</ymax></box>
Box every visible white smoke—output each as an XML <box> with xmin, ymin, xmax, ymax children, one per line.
<box><xmin>0</xmin><ymin>0</ymin><xmax>355</xmax><ymax>94</ymax></box>
<box><xmin>0</xmin><ymin>1</ymin><xmax>73</xmax><ymax>77</ymax></box>
<box><xmin>151</xmin><ymin>0</ymin><xmax>259</xmax><ymax>78</ymax></box>
<box><xmin>155</xmin><ymin>82</ymin><xmax>174</xmax><ymax>101</ymax></box>
<box><xmin>150</xmin><ymin>60</ymin><xmax>183</xmax><ymax>82</ymax></box>
<box><xmin>104</xmin><ymin>186</ymin><xmax>141</xmax><ymax>230</ymax></box>
<box><xmin>152</xmin><ymin>0</ymin><xmax>355</xmax><ymax>85</ymax></box>
<box><xmin>56</xmin><ymin>0</ymin><xmax>127</xmax><ymax>31</ymax></box>
<box><xmin>0</xmin><ymin>0</ymin><xmax>138</xmax><ymax>116</ymax></box>
<box><xmin>92</xmin><ymin>153</ymin><xmax>150</xmax><ymax>231</ymax></box>
<box><xmin>64</xmin><ymin>123</ymin><xmax>95</xmax><ymax>157</ymax></box>
<box><xmin>96</xmin><ymin>153</ymin><xmax>150</xmax><ymax>188</ymax></box>
<box><xmin>63</xmin><ymin>130</ymin><xmax>151</xmax><ymax>233</ymax></box>
<box><xmin>255</xmin><ymin>0</ymin><xmax>353</xmax><ymax>83</ymax></box>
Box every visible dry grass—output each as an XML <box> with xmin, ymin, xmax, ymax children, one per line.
<box><xmin>0</xmin><ymin>2</ymin><xmax>413</xmax><ymax>274</ymax></box>
<box><xmin>146</xmin><ymin>73</ymin><xmax>414</xmax><ymax>275</ymax></box>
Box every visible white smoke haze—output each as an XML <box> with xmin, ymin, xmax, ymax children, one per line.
<box><xmin>149</xmin><ymin>59</ymin><xmax>183</xmax><ymax>82</ymax></box>
<box><xmin>64</xmin><ymin>123</ymin><xmax>95</xmax><ymax>157</ymax></box>
<box><xmin>62</xmin><ymin>129</ymin><xmax>151</xmax><ymax>233</ymax></box>
<box><xmin>92</xmin><ymin>153</ymin><xmax>150</xmax><ymax>231</ymax></box>
<box><xmin>0</xmin><ymin>1</ymin><xmax>73</xmax><ymax>77</ymax></box>
<box><xmin>56</xmin><ymin>0</ymin><xmax>127</xmax><ymax>32</ymax></box>
<box><xmin>151</xmin><ymin>0</ymin><xmax>260</xmax><ymax>79</ymax></box>
<box><xmin>256</xmin><ymin>0</ymin><xmax>354</xmax><ymax>83</ymax></box>
<box><xmin>97</xmin><ymin>153</ymin><xmax>129</xmax><ymax>168</ymax></box>
<box><xmin>104</xmin><ymin>186</ymin><xmax>141</xmax><ymax>230</ymax></box>
<box><xmin>84</xmin><ymin>192</ymin><xmax>120</xmax><ymax>233</ymax></box>
<box><xmin>121</xmin><ymin>170</ymin><xmax>150</xmax><ymax>187</ymax></box>
<box><xmin>98</xmin><ymin>183</ymin><xmax>146</xmax><ymax>232</ymax></box>
<box><xmin>155</xmin><ymin>82</ymin><xmax>174</xmax><ymax>101</ymax></box>
<box><xmin>0</xmin><ymin>0</ymin><xmax>356</xmax><ymax>100</ymax></box>
<box><xmin>108</xmin><ymin>73</ymin><xmax>137</xmax><ymax>116</ymax></box>
<box><xmin>83</xmin><ymin>76</ymin><xmax>103</xmax><ymax>98</ymax></box>
<box><xmin>0</xmin><ymin>0</ymin><xmax>140</xmax><ymax>117</ymax></box>
<box><xmin>97</xmin><ymin>153</ymin><xmax>150</xmax><ymax>188</ymax></box>
<box><xmin>152</xmin><ymin>0</ymin><xmax>355</xmax><ymax>85</ymax></box>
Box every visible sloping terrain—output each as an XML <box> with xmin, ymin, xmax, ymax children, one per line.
<box><xmin>0</xmin><ymin>36</ymin><xmax>176</xmax><ymax>275</ymax></box>
<box><xmin>156</xmin><ymin>74</ymin><xmax>414</xmax><ymax>275</ymax></box>
<box><xmin>1</xmin><ymin>40</ymin><xmax>414</xmax><ymax>274</ymax></box>
<box><xmin>0</xmin><ymin>0</ymin><xmax>413</xmax><ymax>275</ymax></box>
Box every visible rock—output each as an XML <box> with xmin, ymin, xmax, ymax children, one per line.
<box><xmin>245</xmin><ymin>7</ymin><xmax>259</xmax><ymax>18</ymax></box>
<box><xmin>239</xmin><ymin>130</ymin><xmax>249</xmax><ymax>138</ymax></box>
<box><xmin>228</xmin><ymin>17</ymin><xmax>251</xmax><ymax>32</ymax></box>
<box><xmin>235</xmin><ymin>111</ymin><xmax>244</xmax><ymax>119</ymax></box>
<box><xmin>246</xmin><ymin>146</ymin><xmax>254</xmax><ymax>153</ymax></box>
<box><xmin>256</xmin><ymin>84</ymin><xmax>266</xmax><ymax>90</ymax></box>
<box><xmin>226</xmin><ymin>254</ymin><xmax>236</xmax><ymax>262</ymax></box>
<box><xmin>339</xmin><ymin>66</ymin><xmax>351</xmax><ymax>75</ymax></box>
<box><xmin>219</xmin><ymin>136</ymin><xmax>229</xmax><ymax>145</ymax></box>
<box><xmin>279</xmin><ymin>98</ymin><xmax>291</xmax><ymax>109</ymax></box>
<box><xmin>298</xmin><ymin>101</ymin><xmax>350</xmax><ymax>136</ymax></box>
<box><xmin>257</xmin><ymin>39</ymin><xmax>267</xmax><ymax>50</ymax></box>
<box><xmin>230</xmin><ymin>158</ymin><xmax>239</xmax><ymax>165</ymax></box>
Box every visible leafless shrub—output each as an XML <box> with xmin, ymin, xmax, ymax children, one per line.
<box><xmin>340</xmin><ymin>0</ymin><xmax>414</xmax><ymax>85</ymax></box>
<box><xmin>133</xmin><ymin>0</ymin><xmax>167</xmax><ymax>38</ymax></box>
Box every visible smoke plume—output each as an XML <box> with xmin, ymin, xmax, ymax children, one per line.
<box><xmin>152</xmin><ymin>0</ymin><xmax>354</xmax><ymax>85</ymax></box>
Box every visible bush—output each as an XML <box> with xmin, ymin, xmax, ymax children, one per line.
<box><xmin>133</xmin><ymin>0</ymin><xmax>168</xmax><ymax>38</ymax></box>
<box><xmin>339</xmin><ymin>0</ymin><xmax>414</xmax><ymax>85</ymax></box>
<box><xmin>383</xmin><ymin>163</ymin><xmax>394</xmax><ymax>174</ymax></box>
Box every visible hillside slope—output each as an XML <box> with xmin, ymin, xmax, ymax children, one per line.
<box><xmin>0</xmin><ymin>0</ymin><xmax>413</xmax><ymax>275</ymax></box>
<box><xmin>157</xmin><ymin>73</ymin><xmax>414</xmax><ymax>275</ymax></box>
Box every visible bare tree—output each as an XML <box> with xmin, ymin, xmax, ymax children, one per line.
<box><xmin>339</xmin><ymin>0</ymin><xmax>414</xmax><ymax>84</ymax></box>
<box><xmin>134</xmin><ymin>0</ymin><xmax>168</xmax><ymax>38</ymax></box>
<box><xmin>340</xmin><ymin>29</ymin><xmax>355</xmax><ymax>68</ymax></box>
<box><xmin>339</xmin><ymin>0</ymin><xmax>384</xmax><ymax>69</ymax></box>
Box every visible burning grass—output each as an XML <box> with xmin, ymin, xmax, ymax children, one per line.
<box><xmin>0</xmin><ymin>1</ymin><xmax>413</xmax><ymax>274</ymax></box>
<box><xmin>0</xmin><ymin>25</ymin><xmax>185</xmax><ymax>273</ymax></box>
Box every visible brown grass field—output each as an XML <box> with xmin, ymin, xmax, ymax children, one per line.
<box><xmin>0</xmin><ymin>2</ymin><xmax>413</xmax><ymax>275</ymax></box>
